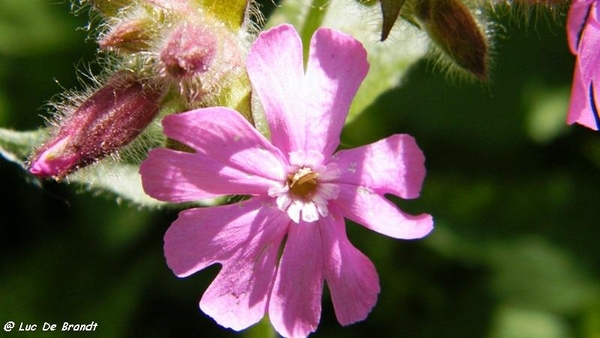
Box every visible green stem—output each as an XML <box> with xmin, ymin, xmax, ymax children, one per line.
<box><xmin>242</xmin><ymin>317</ymin><xmax>278</xmax><ymax>338</ymax></box>
<box><xmin>300</xmin><ymin>0</ymin><xmax>331</xmax><ymax>65</ymax></box>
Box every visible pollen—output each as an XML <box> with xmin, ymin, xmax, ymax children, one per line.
<box><xmin>287</xmin><ymin>167</ymin><xmax>319</xmax><ymax>200</ymax></box>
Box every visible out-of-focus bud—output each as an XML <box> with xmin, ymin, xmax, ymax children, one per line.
<box><xmin>99</xmin><ymin>17</ymin><xmax>154</xmax><ymax>54</ymax></box>
<box><xmin>157</xmin><ymin>19</ymin><xmax>249</xmax><ymax>115</ymax></box>
<box><xmin>416</xmin><ymin>0</ymin><xmax>489</xmax><ymax>80</ymax></box>
<box><xmin>29</xmin><ymin>71</ymin><xmax>163</xmax><ymax>179</ymax></box>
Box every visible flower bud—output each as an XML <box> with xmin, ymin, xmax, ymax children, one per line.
<box><xmin>159</xmin><ymin>23</ymin><xmax>218</xmax><ymax>79</ymax></box>
<box><xmin>99</xmin><ymin>17</ymin><xmax>154</xmax><ymax>54</ymax></box>
<box><xmin>29</xmin><ymin>71</ymin><xmax>163</xmax><ymax>179</ymax></box>
<box><xmin>416</xmin><ymin>0</ymin><xmax>489</xmax><ymax>80</ymax></box>
<box><xmin>157</xmin><ymin>20</ymin><xmax>246</xmax><ymax>106</ymax></box>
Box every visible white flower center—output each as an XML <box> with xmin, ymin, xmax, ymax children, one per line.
<box><xmin>268</xmin><ymin>151</ymin><xmax>340</xmax><ymax>224</ymax></box>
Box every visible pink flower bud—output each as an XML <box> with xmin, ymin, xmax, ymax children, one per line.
<box><xmin>29</xmin><ymin>71</ymin><xmax>163</xmax><ymax>179</ymax></box>
<box><xmin>98</xmin><ymin>17</ymin><xmax>153</xmax><ymax>54</ymax></box>
<box><xmin>159</xmin><ymin>23</ymin><xmax>218</xmax><ymax>79</ymax></box>
<box><xmin>157</xmin><ymin>20</ymin><xmax>245</xmax><ymax>104</ymax></box>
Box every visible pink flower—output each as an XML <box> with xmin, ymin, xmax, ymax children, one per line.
<box><xmin>567</xmin><ymin>0</ymin><xmax>600</xmax><ymax>130</ymax></box>
<box><xmin>140</xmin><ymin>24</ymin><xmax>433</xmax><ymax>337</ymax></box>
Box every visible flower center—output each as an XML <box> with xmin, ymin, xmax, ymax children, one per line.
<box><xmin>287</xmin><ymin>167</ymin><xmax>319</xmax><ymax>200</ymax></box>
<box><xmin>268</xmin><ymin>151</ymin><xmax>341</xmax><ymax>224</ymax></box>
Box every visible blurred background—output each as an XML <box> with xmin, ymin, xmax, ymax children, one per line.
<box><xmin>1</xmin><ymin>1</ymin><xmax>599</xmax><ymax>337</ymax></box>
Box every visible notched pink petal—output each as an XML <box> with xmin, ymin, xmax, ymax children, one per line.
<box><xmin>140</xmin><ymin>147</ymin><xmax>283</xmax><ymax>203</ymax></box>
<box><xmin>336</xmin><ymin>185</ymin><xmax>433</xmax><ymax>240</ymax></box>
<box><xmin>164</xmin><ymin>197</ymin><xmax>283</xmax><ymax>277</ymax></box>
<box><xmin>321</xmin><ymin>214</ymin><xmax>379</xmax><ymax>326</ymax></box>
<box><xmin>303</xmin><ymin>27</ymin><xmax>369</xmax><ymax>157</ymax></box>
<box><xmin>269</xmin><ymin>222</ymin><xmax>324</xmax><ymax>338</ymax></box>
<box><xmin>247</xmin><ymin>24</ymin><xmax>306</xmax><ymax>155</ymax></box>
<box><xmin>200</xmin><ymin>210</ymin><xmax>289</xmax><ymax>331</ymax></box>
<box><xmin>333</xmin><ymin>134</ymin><xmax>426</xmax><ymax>199</ymax></box>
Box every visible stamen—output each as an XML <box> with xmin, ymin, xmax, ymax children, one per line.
<box><xmin>287</xmin><ymin>167</ymin><xmax>319</xmax><ymax>199</ymax></box>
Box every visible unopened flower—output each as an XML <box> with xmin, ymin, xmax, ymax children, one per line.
<box><xmin>414</xmin><ymin>0</ymin><xmax>489</xmax><ymax>80</ymax></box>
<box><xmin>566</xmin><ymin>0</ymin><xmax>600</xmax><ymax>130</ymax></box>
<box><xmin>29</xmin><ymin>71</ymin><xmax>163</xmax><ymax>178</ymax></box>
<box><xmin>98</xmin><ymin>16</ymin><xmax>154</xmax><ymax>53</ymax></box>
<box><xmin>140</xmin><ymin>24</ymin><xmax>433</xmax><ymax>337</ymax></box>
<box><xmin>156</xmin><ymin>20</ymin><xmax>245</xmax><ymax>104</ymax></box>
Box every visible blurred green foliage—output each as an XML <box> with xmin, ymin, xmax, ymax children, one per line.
<box><xmin>1</xmin><ymin>1</ymin><xmax>599</xmax><ymax>338</ymax></box>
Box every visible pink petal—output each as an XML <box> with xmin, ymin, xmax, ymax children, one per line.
<box><xmin>567</xmin><ymin>64</ymin><xmax>600</xmax><ymax>130</ymax></box>
<box><xmin>577</xmin><ymin>8</ymin><xmax>600</xmax><ymax>84</ymax></box>
<box><xmin>320</xmin><ymin>212</ymin><xmax>380</xmax><ymax>326</ymax></box>
<box><xmin>246</xmin><ymin>24</ymin><xmax>306</xmax><ymax>155</ymax></box>
<box><xmin>141</xmin><ymin>148</ymin><xmax>282</xmax><ymax>202</ymax></box>
<box><xmin>334</xmin><ymin>185</ymin><xmax>433</xmax><ymax>239</ymax></box>
<box><xmin>567</xmin><ymin>0</ymin><xmax>594</xmax><ymax>54</ymax></box>
<box><xmin>269</xmin><ymin>221</ymin><xmax>324</xmax><ymax>338</ymax></box>
<box><xmin>247</xmin><ymin>24</ymin><xmax>369</xmax><ymax>158</ymax></box>
<box><xmin>164</xmin><ymin>198</ymin><xmax>289</xmax><ymax>330</ymax></box>
<box><xmin>140</xmin><ymin>108</ymin><xmax>288</xmax><ymax>202</ymax></box>
<box><xmin>568</xmin><ymin>64</ymin><xmax>587</xmax><ymax>124</ymax></box>
<box><xmin>303</xmin><ymin>27</ymin><xmax>369</xmax><ymax>158</ymax></box>
<box><xmin>333</xmin><ymin>134</ymin><xmax>426</xmax><ymax>199</ymax></box>
<box><xmin>200</xmin><ymin>209</ymin><xmax>290</xmax><ymax>331</ymax></box>
<box><xmin>162</xmin><ymin>108</ymin><xmax>288</xmax><ymax>174</ymax></box>
<box><xmin>567</xmin><ymin>15</ymin><xmax>600</xmax><ymax>130</ymax></box>
<box><xmin>164</xmin><ymin>197</ymin><xmax>285</xmax><ymax>277</ymax></box>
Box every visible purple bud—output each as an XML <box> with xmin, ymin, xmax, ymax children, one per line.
<box><xmin>29</xmin><ymin>71</ymin><xmax>163</xmax><ymax>179</ymax></box>
<box><xmin>159</xmin><ymin>23</ymin><xmax>218</xmax><ymax>79</ymax></box>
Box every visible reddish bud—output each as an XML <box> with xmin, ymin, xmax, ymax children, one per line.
<box><xmin>159</xmin><ymin>23</ymin><xmax>218</xmax><ymax>79</ymax></box>
<box><xmin>416</xmin><ymin>0</ymin><xmax>489</xmax><ymax>80</ymax></box>
<box><xmin>29</xmin><ymin>71</ymin><xmax>163</xmax><ymax>179</ymax></box>
<box><xmin>99</xmin><ymin>17</ymin><xmax>153</xmax><ymax>54</ymax></box>
<box><xmin>157</xmin><ymin>20</ymin><xmax>245</xmax><ymax>104</ymax></box>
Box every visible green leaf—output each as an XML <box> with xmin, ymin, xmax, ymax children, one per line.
<box><xmin>0</xmin><ymin>127</ymin><xmax>48</xmax><ymax>168</ymax></box>
<box><xmin>267</xmin><ymin>0</ymin><xmax>428</xmax><ymax>124</ymax></box>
